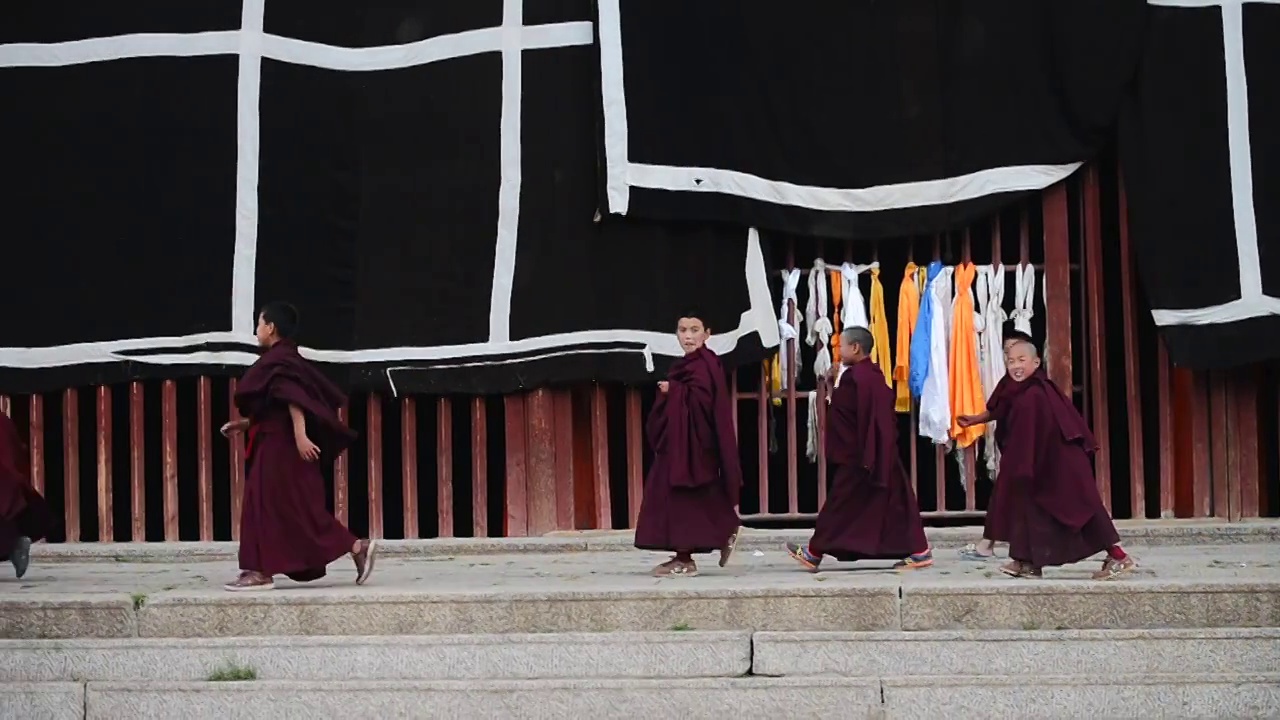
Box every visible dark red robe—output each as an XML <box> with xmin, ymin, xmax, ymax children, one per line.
<box><xmin>981</xmin><ymin>375</ymin><xmax>1015</xmax><ymax>540</ymax></box>
<box><xmin>635</xmin><ymin>346</ymin><xmax>742</xmax><ymax>553</ymax></box>
<box><xmin>0</xmin><ymin>413</ymin><xmax>51</xmax><ymax>561</ymax></box>
<box><xmin>234</xmin><ymin>340</ymin><xmax>358</xmax><ymax>581</ymax></box>
<box><xmin>996</xmin><ymin>368</ymin><xmax>1119</xmax><ymax>567</ymax></box>
<box><xmin>810</xmin><ymin>358</ymin><xmax>928</xmax><ymax>560</ymax></box>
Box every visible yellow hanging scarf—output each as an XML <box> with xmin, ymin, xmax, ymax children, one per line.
<box><xmin>893</xmin><ymin>263</ymin><xmax>921</xmax><ymax>412</ymax></box>
<box><xmin>867</xmin><ymin>266</ymin><xmax>893</xmax><ymax>388</ymax></box>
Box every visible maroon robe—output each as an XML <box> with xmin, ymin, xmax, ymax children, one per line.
<box><xmin>810</xmin><ymin>358</ymin><xmax>928</xmax><ymax>560</ymax></box>
<box><xmin>234</xmin><ymin>340</ymin><xmax>358</xmax><ymax>581</ymax></box>
<box><xmin>0</xmin><ymin>413</ymin><xmax>51</xmax><ymax>561</ymax></box>
<box><xmin>635</xmin><ymin>346</ymin><xmax>742</xmax><ymax>553</ymax></box>
<box><xmin>981</xmin><ymin>375</ymin><xmax>1015</xmax><ymax>540</ymax></box>
<box><xmin>996</xmin><ymin>368</ymin><xmax>1119</xmax><ymax>567</ymax></box>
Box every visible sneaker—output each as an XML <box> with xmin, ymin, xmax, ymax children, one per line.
<box><xmin>894</xmin><ymin>548</ymin><xmax>934</xmax><ymax>571</ymax></box>
<box><xmin>785</xmin><ymin>542</ymin><xmax>821</xmax><ymax>572</ymax></box>
<box><xmin>10</xmin><ymin>536</ymin><xmax>31</xmax><ymax>579</ymax></box>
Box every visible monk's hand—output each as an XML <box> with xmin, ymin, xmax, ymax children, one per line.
<box><xmin>220</xmin><ymin>419</ymin><xmax>247</xmax><ymax>438</ymax></box>
<box><xmin>296</xmin><ymin>436</ymin><xmax>321</xmax><ymax>462</ymax></box>
<box><xmin>657</xmin><ymin>381</ymin><xmax>669</xmax><ymax>394</ymax></box>
<box><xmin>956</xmin><ymin>414</ymin><xmax>979</xmax><ymax>428</ymax></box>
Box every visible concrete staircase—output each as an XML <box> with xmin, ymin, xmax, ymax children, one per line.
<box><xmin>4</xmin><ymin>531</ymin><xmax>1280</xmax><ymax>718</ymax></box>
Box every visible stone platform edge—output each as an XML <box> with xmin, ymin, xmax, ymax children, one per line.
<box><xmin>8</xmin><ymin>673</ymin><xmax>1280</xmax><ymax>720</ymax></box>
<box><xmin>5</xmin><ymin>578</ymin><xmax>1279</xmax><ymax>639</ymax></box>
<box><xmin>28</xmin><ymin>519</ymin><xmax>1280</xmax><ymax>563</ymax></box>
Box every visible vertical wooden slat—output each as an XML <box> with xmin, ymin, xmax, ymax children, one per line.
<box><xmin>525</xmin><ymin>390</ymin><xmax>558</xmax><ymax>535</ymax></box>
<box><xmin>757</xmin><ymin>363</ymin><xmax>769</xmax><ymax>514</ymax></box>
<box><xmin>505</xmin><ymin>394</ymin><xmax>530</xmax><ymax>536</ymax></box>
<box><xmin>816</xmin><ymin>374</ymin><xmax>828</xmax><ymax>510</ymax></box>
<box><xmin>436</xmin><ymin>397</ymin><xmax>454</xmax><ymax>537</ymax></box>
<box><xmin>589</xmin><ymin>387</ymin><xmax>611</xmax><ymax>530</ymax></box>
<box><xmin>553</xmin><ymin>390</ymin><xmax>576</xmax><ymax>531</ymax></box>
<box><xmin>1188</xmin><ymin>372</ymin><xmax>1212</xmax><ymax>518</ymax></box>
<box><xmin>401</xmin><ymin>398</ymin><xmax>419</xmax><ymax>539</ymax></box>
<box><xmin>28</xmin><ymin>395</ymin><xmax>45</xmax><ymax>495</ymax></box>
<box><xmin>366</xmin><ymin>395</ymin><xmax>384</xmax><ymax>539</ymax></box>
<box><xmin>161</xmin><ymin>380</ymin><xmax>179</xmax><ymax>541</ymax></box>
<box><xmin>1156</xmin><ymin>342</ymin><xmax>1175</xmax><ymax>517</ymax></box>
<box><xmin>228</xmin><ymin>379</ymin><xmax>246</xmax><ymax>540</ymax></box>
<box><xmin>128</xmin><ymin>383</ymin><xmax>145</xmax><ymax>541</ymax></box>
<box><xmin>334</xmin><ymin>401</ymin><xmax>349</xmax><ymax>526</ymax></box>
<box><xmin>1234</xmin><ymin>371</ymin><xmax>1260</xmax><ymax>519</ymax></box>
<box><xmin>0</xmin><ymin>395</ymin><xmax>9</xmax><ymax>417</ymax></box>
<box><xmin>95</xmin><ymin>386</ymin><xmax>113</xmax><ymax>542</ymax></box>
<box><xmin>196</xmin><ymin>377</ymin><xmax>214</xmax><ymax>541</ymax></box>
<box><xmin>1208</xmin><ymin>372</ymin><xmax>1230</xmax><ymax>519</ymax></box>
<box><xmin>470</xmin><ymin>397</ymin><xmax>488</xmax><ymax>537</ymax></box>
<box><xmin>1042</xmin><ymin>183</ymin><xmax>1074</xmax><ymax>397</ymax></box>
<box><xmin>1116</xmin><ymin>176</ymin><xmax>1146</xmax><ymax>517</ymax></box>
<box><xmin>1082</xmin><ymin>165</ymin><xmax>1111</xmax><ymax>512</ymax></box>
<box><xmin>61</xmin><ymin>389</ymin><xmax>80</xmax><ymax>543</ymax></box>
<box><xmin>623</xmin><ymin>389</ymin><xmax>643</xmax><ymax>528</ymax></box>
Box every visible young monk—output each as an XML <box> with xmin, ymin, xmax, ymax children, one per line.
<box><xmin>786</xmin><ymin>327</ymin><xmax>933</xmax><ymax>571</ymax></box>
<box><xmin>979</xmin><ymin>340</ymin><xmax>1134</xmax><ymax>580</ymax></box>
<box><xmin>0</xmin><ymin>412</ymin><xmax>51</xmax><ymax>579</ymax></box>
<box><xmin>220</xmin><ymin>302</ymin><xmax>376</xmax><ymax>591</ymax></box>
<box><xmin>957</xmin><ymin>328</ymin><xmax>1035</xmax><ymax>561</ymax></box>
<box><xmin>634</xmin><ymin>311</ymin><xmax>742</xmax><ymax>577</ymax></box>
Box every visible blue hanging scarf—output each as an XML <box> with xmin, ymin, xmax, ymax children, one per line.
<box><xmin>908</xmin><ymin>261</ymin><xmax>942</xmax><ymax>398</ymax></box>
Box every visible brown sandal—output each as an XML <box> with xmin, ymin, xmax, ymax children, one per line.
<box><xmin>1092</xmin><ymin>555</ymin><xmax>1136</xmax><ymax>580</ymax></box>
<box><xmin>999</xmin><ymin>561</ymin><xmax>1042</xmax><ymax>579</ymax></box>
<box><xmin>224</xmin><ymin>571</ymin><xmax>275</xmax><ymax>592</ymax></box>
<box><xmin>719</xmin><ymin>530</ymin><xmax>739</xmax><ymax>568</ymax></box>
<box><xmin>353</xmin><ymin>539</ymin><xmax>378</xmax><ymax>585</ymax></box>
<box><xmin>652</xmin><ymin>557</ymin><xmax>699</xmax><ymax>577</ymax></box>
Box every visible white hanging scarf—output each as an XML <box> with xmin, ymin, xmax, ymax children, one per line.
<box><xmin>918</xmin><ymin>267</ymin><xmax>952</xmax><ymax>445</ymax></box>
<box><xmin>1012</xmin><ymin>263</ymin><xmax>1036</xmax><ymax>336</ymax></box>
<box><xmin>976</xmin><ymin>264</ymin><xmax>1007</xmax><ymax>476</ymax></box>
<box><xmin>777</xmin><ymin>268</ymin><xmax>803</xmax><ymax>390</ymax></box>
<box><xmin>805</xmin><ymin>260</ymin><xmax>833</xmax><ymax>384</ymax></box>
<box><xmin>839</xmin><ymin>262</ymin><xmax>873</xmax><ymax>329</ymax></box>
<box><xmin>805</xmin><ymin>390</ymin><xmax>819</xmax><ymax>462</ymax></box>
<box><xmin>937</xmin><ymin>266</ymin><xmax>955</xmax><ymax>351</ymax></box>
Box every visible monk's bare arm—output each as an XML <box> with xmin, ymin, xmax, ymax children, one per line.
<box><xmin>957</xmin><ymin>410</ymin><xmax>992</xmax><ymax>428</ymax></box>
<box><xmin>288</xmin><ymin>404</ymin><xmax>310</xmax><ymax>443</ymax></box>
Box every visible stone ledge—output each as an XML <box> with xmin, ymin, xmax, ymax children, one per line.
<box><xmin>753</xmin><ymin>628</ymin><xmax>1280</xmax><ymax>676</ymax></box>
<box><xmin>133</xmin><ymin>585</ymin><xmax>901</xmax><ymax>638</ymax></box>
<box><xmin>0</xmin><ymin>682</ymin><xmax>83</xmax><ymax>720</ymax></box>
<box><xmin>0</xmin><ymin>595</ymin><xmax>137</xmax><ymax>639</ymax></box>
<box><xmin>881</xmin><ymin>673</ymin><xmax>1280</xmax><ymax>719</ymax></box>
<box><xmin>82</xmin><ymin>677</ymin><xmax>883</xmax><ymax>719</ymax></box>
<box><xmin>900</xmin><ymin>581</ymin><xmax>1280</xmax><ymax>630</ymax></box>
<box><xmin>0</xmin><ymin>631</ymin><xmax>752</xmax><ymax>682</ymax></box>
<box><xmin>29</xmin><ymin>519</ymin><xmax>1280</xmax><ymax>563</ymax></box>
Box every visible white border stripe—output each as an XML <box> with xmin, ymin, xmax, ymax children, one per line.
<box><xmin>261</xmin><ymin>27</ymin><xmax>503</xmax><ymax>70</ymax></box>
<box><xmin>230</xmin><ymin>0</ymin><xmax>265</xmax><ymax>336</ymax></box>
<box><xmin>596</xmin><ymin>0</ymin><xmax>631</xmax><ymax>214</ymax></box>
<box><xmin>627</xmin><ymin>162</ymin><xmax>1083</xmax><ymax>213</ymax></box>
<box><xmin>1148</xmin><ymin>0</ymin><xmax>1280</xmax><ymax>6</ymax></box>
<box><xmin>0</xmin><ymin>31</ymin><xmax>239</xmax><ymax>67</ymax></box>
<box><xmin>1152</xmin><ymin>297</ymin><xmax>1280</xmax><ymax>325</ymax></box>
<box><xmin>487</xmin><ymin>0</ymin><xmax>524</xmax><ymax>344</ymax></box>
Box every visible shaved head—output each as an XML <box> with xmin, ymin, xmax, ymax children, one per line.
<box><xmin>841</xmin><ymin>326</ymin><xmax>873</xmax><ymax>354</ymax></box>
<box><xmin>1009</xmin><ymin>340</ymin><xmax>1038</xmax><ymax>359</ymax></box>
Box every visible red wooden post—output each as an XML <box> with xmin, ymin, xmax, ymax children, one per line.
<box><xmin>1042</xmin><ymin>183</ymin><xmax>1073</xmax><ymax>397</ymax></box>
<box><xmin>62</xmin><ymin>389</ymin><xmax>80</xmax><ymax>543</ymax></box>
<box><xmin>197</xmin><ymin>377</ymin><xmax>214</xmax><ymax>540</ymax></box>
<box><xmin>128</xmin><ymin>383</ymin><xmax>145</xmax><ymax>541</ymax></box>
<box><xmin>401</xmin><ymin>398</ymin><xmax>419</xmax><ymax>539</ymax></box>
<box><xmin>1116</xmin><ymin>175</ymin><xmax>1146</xmax><ymax>517</ymax></box>
<box><xmin>504</xmin><ymin>394</ymin><xmax>530</xmax><ymax>536</ymax></box>
<box><xmin>1082</xmin><ymin>164</ymin><xmax>1112</xmax><ymax>512</ymax></box>
<box><xmin>436</xmin><ymin>397</ymin><xmax>454</xmax><ymax>537</ymax></box>
<box><xmin>471</xmin><ymin>398</ymin><xmax>488</xmax><ymax>537</ymax></box>
<box><xmin>366</xmin><ymin>394</ymin><xmax>384</xmax><ymax>539</ymax></box>
<box><xmin>161</xmin><ymin>380</ymin><xmax>179</xmax><ymax>541</ymax></box>
<box><xmin>95</xmin><ymin>386</ymin><xmax>113</xmax><ymax>542</ymax></box>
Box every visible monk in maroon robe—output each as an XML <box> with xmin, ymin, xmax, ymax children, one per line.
<box><xmin>634</xmin><ymin>312</ymin><xmax>742</xmax><ymax>577</ymax></box>
<box><xmin>956</xmin><ymin>328</ymin><xmax>1035</xmax><ymax>561</ymax></box>
<box><xmin>221</xmin><ymin>302</ymin><xmax>376</xmax><ymax>591</ymax></box>
<box><xmin>786</xmin><ymin>327</ymin><xmax>932</xmax><ymax>571</ymax></box>
<box><xmin>0</xmin><ymin>412</ymin><xmax>51</xmax><ymax>579</ymax></box>
<box><xmin>985</xmin><ymin>340</ymin><xmax>1134</xmax><ymax>580</ymax></box>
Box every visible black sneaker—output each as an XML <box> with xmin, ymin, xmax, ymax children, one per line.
<box><xmin>10</xmin><ymin>536</ymin><xmax>32</xmax><ymax>579</ymax></box>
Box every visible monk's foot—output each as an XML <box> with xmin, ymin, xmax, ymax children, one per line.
<box><xmin>10</xmin><ymin>536</ymin><xmax>32</xmax><ymax>579</ymax></box>
<box><xmin>785</xmin><ymin>542</ymin><xmax>821</xmax><ymax>572</ymax></box>
<box><xmin>352</xmin><ymin>539</ymin><xmax>378</xmax><ymax>586</ymax></box>
<box><xmin>719</xmin><ymin>530</ymin><xmax>739</xmax><ymax>568</ymax></box>
<box><xmin>224</xmin><ymin>571</ymin><xmax>274</xmax><ymax>592</ymax></box>
<box><xmin>958</xmin><ymin>543</ymin><xmax>995</xmax><ymax>561</ymax></box>
<box><xmin>652</xmin><ymin>557</ymin><xmax>698</xmax><ymax>578</ymax></box>
<box><xmin>894</xmin><ymin>548</ymin><xmax>934</xmax><ymax>571</ymax></box>
<box><xmin>999</xmin><ymin>561</ymin><xmax>1042</xmax><ymax>579</ymax></box>
<box><xmin>1092</xmin><ymin>555</ymin><xmax>1136</xmax><ymax>581</ymax></box>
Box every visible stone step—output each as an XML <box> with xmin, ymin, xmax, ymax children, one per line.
<box><xmin>10</xmin><ymin>674</ymin><xmax>1280</xmax><ymax>719</ymax></box>
<box><xmin>4</xmin><ymin>629</ymin><xmax>1276</xmax><ymax>683</ymax></box>
<box><xmin>752</xmin><ymin>628</ymin><xmax>1280</xmax><ymax>677</ymax></box>
<box><xmin>6</xmin><ymin>578</ymin><xmax>1278</xmax><ymax>639</ymax></box>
